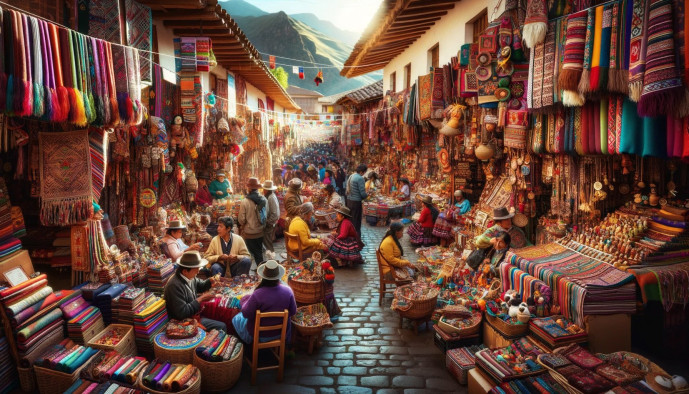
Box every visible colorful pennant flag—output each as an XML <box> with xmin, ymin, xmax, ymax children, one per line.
<box><xmin>292</xmin><ymin>66</ymin><xmax>299</xmax><ymax>74</ymax></box>
<box><xmin>269</xmin><ymin>55</ymin><xmax>276</xmax><ymax>69</ymax></box>
<box><xmin>299</xmin><ymin>67</ymin><xmax>304</xmax><ymax>79</ymax></box>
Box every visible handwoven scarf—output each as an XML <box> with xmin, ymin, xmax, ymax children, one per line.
<box><xmin>628</xmin><ymin>0</ymin><xmax>649</xmax><ymax>101</ymax></box>
<box><xmin>432</xmin><ymin>67</ymin><xmax>444</xmax><ymax>112</ymax></box>
<box><xmin>607</xmin><ymin>96</ymin><xmax>618</xmax><ymax>153</ymax></box>
<box><xmin>638</xmin><ymin>0</ymin><xmax>685</xmax><ymax>117</ymax></box>
<box><xmin>593</xmin><ymin>100</ymin><xmax>601</xmax><ymax>154</ymax></box>
<box><xmin>524</xmin><ymin>0</ymin><xmax>548</xmax><ymax>48</ymax></box>
<box><xmin>3</xmin><ymin>9</ymin><xmax>14</xmax><ymax>114</ymax></box>
<box><xmin>12</xmin><ymin>10</ymin><xmax>28</xmax><ymax>117</ymax></box>
<box><xmin>560</xmin><ymin>11</ymin><xmax>588</xmax><ymax>105</ymax></box>
<box><xmin>589</xmin><ymin>6</ymin><xmax>604</xmax><ymax>93</ymax></box>
<box><xmin>642</xmin><ymin>116</ymin><xmax>666</xmax><ymax>157</ymax></box>
<box><xmin>29</xmin><ymin>16</ymin><xmax>44</xmax><ymax>118</ymax></box>
<box><xmin>50</xmin><ymin>23</ymin><xmax>70</xmax><ymax>122</ymax></box>
<box><xmin>600</xmin><ymin>99</ymin><xmax>608</xmax><ymax>154</ymax></box>
<box><xmin>578</xmin><ymin>8</ymin><xmax>595</xmax><ymax>94</ymax></box>
<box><xmin>104</xmin><ymin>41</ymin><xmax>120</xmax><ymax>125</ymax></box>
<box><xmin>575</xmin><ymin>107</ymin><xmax>585</xmax><ymax>154</ymax></box>
<box><xmin>532</xmin><ymin>41</ymin><xmax>546</xmax><ymax>109</ymax></box>
<box><xmin>553</xmin><ymin>18</ymin><xmax>567</xmax><ymax>105</ymax></box>
<box><xmin>620</xmin><ymin>98</ymin><xmax>642</xmax><ymax>154</ymax></box>
<box><xmin>543</xmin><ymin>22</ymin><xmax>557</xmax><ymax>108</ymax></box>
<box><xmin>608</xmin><ymin>2</ymin><xmax>628</xmax><ymax>93</ymax></box>
<box><xmin>598</xmin><ymin>5</ymin><xmax>613</xmax><ymax>92</ymax></box>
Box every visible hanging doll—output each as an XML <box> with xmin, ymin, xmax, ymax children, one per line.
<box><xmin>169</xmin><ymin>115</ymin><xmax>189</xmax><ymax>157</ymax></box>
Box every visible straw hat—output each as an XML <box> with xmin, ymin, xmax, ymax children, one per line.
<box><xmin>335</xmin><ymin>206</ymin><xmax>352</xmax><ymax>217</ymax></box>
<box><xmin>166</xmin><ymin>220</ymin><xmax>186</xmax><ymax>230</ymax></box>
<box><xmin>257</xmin><ymin>260</ymin><xmax>285</xmax><ymax>281</ymax></box>
<box><xmin>421</xmin><ymin>195</ymin><xmax>433</xmax><ymax>205</ymax></box>
<box><xmin>176</xmin><ymin>251</ymin><xmax>207</xmax><ymax>269</ymax></box>
<box><xmin>262</xmin><ymin>180</ymin><xmax>278</xmax><ymax>191</ymax></box>
<box><xmin>493</xmin><ymin>207</ymin><xmax>514</xmax><ymax>221</ymax></box>
<box><xmin>288</xmin><ymin>178</ymin><xmax>303</xmax><ymax>191</ymax></box>
<box><xmin>247</xmin><ymin>177</ymin><xmax>261</xmax><ymax>190</ymax></box>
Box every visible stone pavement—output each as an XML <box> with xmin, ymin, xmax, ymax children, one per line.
<box><xmin>229</xmin><ymin>224</ymin><xmax>466</xmax><ymax>393</ymax></box>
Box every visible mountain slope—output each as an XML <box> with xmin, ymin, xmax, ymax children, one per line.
<box><xmin>218</xmin><ymin>0</ymin><xmax>267</xmax><ymax>17</ymax></box>
<box><xmin>289</xmin><ymin>13</ymin><xmax>359</xmax><ymax>47</ymax></box>
<box><xmin>232</xmin><ymin>11</ymin><xmax>379</xmax><ymax>96</ymax></box>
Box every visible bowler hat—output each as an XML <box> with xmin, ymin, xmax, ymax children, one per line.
<box><xmin>166</xmin><ymin>220</ymin><xmax>186</xmax><ymax>230</ymax></box>
<box><xmin>247</xmin><ymin>177</ymin><xmax>261</xmax><ymax>190</ymax></box>
<box><xmin>335</xmin><ymin>206</ymin><xmax>352</xmax><ymax>217</ymax></box>
<box><xmin>177</xmin><ymin>251</ymin><xmax>207</xmax><ymax>269</ymax></box>
<box><xmin>257</xmin><ymin>260</ymin><xmax>285</xmax><ymax>281</ymax></box>
<box><xmin>493</xmin><ymin>207</ymin><xmax>514</xmax><ymax>220</ymax></box>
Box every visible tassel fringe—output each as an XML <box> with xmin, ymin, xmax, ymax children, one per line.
<box><xmin>607</xmin><ymin>70</ymin><xmax>629</xmax><ymax>94</ymax></box>
<box><xmin>629</xmin><ymin>81</ymin><xmax>643</xmax><ymax>102</ymax></box>
<box><xmin>83</xmin><ymin>90</ymin><xmax>94</xmax><ymax>124</ymax></box>
<box><xmin>73</xmin><ymin>89</ymin><xmax>87</xmax><ymax>126</ymax></box>
<box><xmin>57</xmin><ymin>87</ymin><xmax>70</xmax><ymax>122</ymax></box>
<box><xmin>675</xmin><ymin>88</ymin><xmax>689</xmax><ymax>118</ymax></box>
<box><xmin>22</xmin><ymin>81</ymin><xmax>33</xmax><ymax>117</ymax></box>
<box><xmin>578</xmin><ymin>70</ymin><xmax>591</xmax><ymax>95</ymax></box>
<box><xmin>562</xmin><ymin>90</ymin><xmax>586</xmax><ymax>106</ymax></box>
<box><xmin>637</xmin><ymin>86</ymin><xmax>684</xmax><ymax>117</ymax></box>
<box><xmin>67</xmin><ymin>88</ymin><xmax>78</xmax><ymax>123</ymax></box>
<box><xmin>87</xmin><ymin>92</ymin><xmax>96</xmax><ymax>124</ymax></box>
<box><xmin>44</xmin><ymin>86</ymin><xmax>55</xmax><ymax>122</ymax></box>
<box><xmin>40</xmin><ymin>197</ymin><xmax>93</xmax><ymax>227</ymax></box>
<box><xmin>109</xmin><ymin>96</ymin><xmax>120</xmax><ymax>125</ymax></box>
<box><xmin>523</xmin><ymin>22</ymin><xmax>547</xmax><ymax>48</ymax></box>
<box><xmin>33</xmin><ymin>82</ymin><xmax>44</xmax><ymax>118</ymax></box>
<box><xmin>559</xmin><ymin>69</ymin><xmax>582</xmax><ymax>92</ymax></box>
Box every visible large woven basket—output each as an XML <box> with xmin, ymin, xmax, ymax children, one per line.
<box><xmin>438</xmin><ymin>311</ymin><xmax>482</xmax><ymax>337</ymax></box>
<box><xmin>17</xmin><ymin>366</ymin><xmax>35</xmax><ymax>392</ymax></box>
<box><xmin>137</xmin><ymin>366</ymin><xmax>201</xmax><ymax>394</ymax></box>
<box><xmin>153</xmin><ymin>331</ymin><xmax>206</xmax><ymax>365</ymax></box>
<box><xmin>192</xmin><ymin>345</ymin><xmax>243</xmax><ymax>392</ymax></box>
<box><xmin>88</xmin><ymin>324</ymin><xmax>136</xmax><ymax>356</ymax></box>
<box><xmin>291</xmin><ymin>303</ymin><xmax>333</xmax><ymax>336</ymax></box>
<box><xmin>288</xmin><ymin>278</ymin><xmax>325</xmax><ymax>305</ymax></box>
<box><xmin>393</xmin><ymin>285</ymin><xmax>439</xmax><ymax>320</ymax></box>
<box><xmin>485</xmin><ymin>313</ymin><xmax>529</xmax><ymax>338</ymax></box>
<box><xmin>34</xmin><ymin>353</ymin><xmax>98</xmax><ymax>394</ymax></box>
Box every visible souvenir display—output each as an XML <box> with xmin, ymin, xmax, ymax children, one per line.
<box><xmin>194</xmin><ymin>329</ymin><xmax>242</xmax><ymax>362</ymax></box>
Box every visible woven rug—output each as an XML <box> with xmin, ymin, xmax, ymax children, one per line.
<box><xmin>125</xmin><ymin>0</ymin><xmax>152</xmax><ymax>83</ymax></box>
<box><xmin>71</xmin><ymin>224</ymin><xmax>89</xmax><ymax>272</ymax></box>
<box><xmin>628</xmin><ymin>0</ymin><xmax>649</xmax><ymax>100</ymax></box>
<box><xmin>542</xmin><ymin>21</ymin><xmax>557</xmax><ymax>107</ymax></box>
<box><xmin>89</xmin><ymin>128</ymin><xmax>106</xmax><ymax>203</ymax></box>
<box><xmin>39</xmin><ymin>130</ymin><xmax>93</xmax><ymax>226</ymax></box>
<box><xmin>86</xmin><ymin>0</ymin><xmax>121</xmax><ymax>43</ymax></box>
<box><xmin>432</xmin><ymin>68</ymin><xmax>444</xmax><ymax>112</ymax></box>
<box><xmin>418</xmin><ymin>74</ymin><xmax>432</xmax><ymax>120</ymax></box>
<box><xmin>638</xmin><ymin>0</ymin><xmax>685</xmax><ymax>117</ymax></box>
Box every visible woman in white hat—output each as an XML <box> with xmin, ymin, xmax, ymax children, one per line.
<box><xmin>161</xmin><ymin>220</ymin><xmax>201</xmax><ymax>261</ymax></box>
<box><xmin>433</xmin><ymin>190</ymin><xmax>471</xmax><ymax>246</ymax></box>
<box><xmin>324</xmin><ymin>206</ymin><xmax>363</xmax><ymax>267</ymax></box>
<box><xmin>231</xmin><ymin>260</ymin><xmax>297</xmax><ymax>344</ymax></box>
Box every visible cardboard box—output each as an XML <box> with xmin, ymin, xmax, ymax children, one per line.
<box><xmin>585</xmin><ymin>313</ymin><xmax>631</xmax><ymax>353</ymax></box>
<box><xmin>468</xmin><ymin>367</ymin><xmax>494</xmax><ymax>394</ymax></box>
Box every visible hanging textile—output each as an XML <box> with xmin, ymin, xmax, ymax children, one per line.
<box><xmin>542</xmin><ymin>21</ymin><xmax>557</xmax><ymax>108</ymax></box>
<box><xmin>637</xmin><ymin>0</ymin><xmax>685</xmax><ymax>117</ymax></box>
<box><xmin>560</xmin><ymin>10</ymin><xmax>588</xmax><ymax>105</ymax></box>
<box><xmin>39</xmin><ymin>130</ymin><xmax>93</xmax><ymax>226</ymax></box>
<box><xmin>578</xmin><ymin>8</ymin><xmax>595</xmax><ymax>95</ymax></box>
<box><xmin>432</xmin><ymin>67</ymin><xmax>445</xmax><ymax>113</ymax></box>
<box><xmin>524</xmin><ymin>0</ymin><xmax>548</xmax><ymax>48</ymax></box>
<box><xmin>628</xmin><ymin>0</ymin><xmax>649</xmax><ymax>101</ymax></box>
<box><xmin>608</xmin><ymin>1</ymin><xmax>628</xmax><ymax>93</ymax></box>
<box><xmin>83</xmin><ymin>0</ymin><xmax>121</xmax><ymax>43</ymax></box>
<box><xmin>418</xmin><ymin>74</ymin><xmax>432</xmax><ymax>121</ymax></box>
<box><xmin>125</xmin><ymin>0</ymin><xmax>152</xmax><ymax>83</ymax></box>
<box><xmin>588</xmin><ymin>6</ymin><xmax>604</xmax><ymax>93</ymax></box>
<box><xmin>89</xmin><ymin>128</ymin><xmax>107</xmax><ymax>203</ymax></box>
<box><xmin>619</xmin><ymin>98</ymin><xmax>642</xmax><ymax>154</ymax></box>
<box><xmin>642</xmin><ymin>116</ymin><xmax>667</xmax><ymax>157</ymax></box>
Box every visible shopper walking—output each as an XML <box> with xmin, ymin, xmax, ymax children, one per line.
<box><xmin>345</xmin><ymin>164</ymin><xmax>368</xmax><ymax>235</ymax></box>
<box><xmin>238</xmin><ymin>177</ymin><xmax>267</xmax><ymax>265</ymax></box>
<box><xmin>262</xmin><ymin>180</ymin><xmax>279</xmax><ymax>254</ymax></box>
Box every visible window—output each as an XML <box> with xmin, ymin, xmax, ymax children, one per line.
<box><xmin>472</xmin><ymin>10</ymin><xmax>488</xmax><ymax>44</ymax></box>
<box><xmin>428</xmin><ymin>44</ymin><xmax>439</xmax><ymax>70</ymax></box>
<box><xmin>389</xmin><ymin>71</ymin><xmax>396</xmax><ymax>93</ymax></box>
<box><xmin>404</xmin><ymin>63</ymin><xmax>411</xmax><ymax>89</ymax></box>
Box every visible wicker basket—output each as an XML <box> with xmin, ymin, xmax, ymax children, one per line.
<box><xmin>438</xmin><ymin>311</ymin><xmax>482</xmax><ymax>337</ymax></box>
<box><xmin>88</xmin><ymin>324</ymin><xmax>136</xmax><ymax>356</ymax></box>
<box><xmin>291</xmin><ymin>303</ymin><xmax>333</xmax><ymax>336</ymax></box>
<box><xmin>485</xmin><ymin>313</ymin><xmax>529</xmax><ymax>338</ymax></box>
<box><xmin>288</xmin><ymin>278</ymin><xmax>325</xmax><ymax>305</ymax></box>
<box><xmin>17</xmin><ymin>366</ymin><xmax>35</xmax><ymax>392</ymax></box>
<box><xmin>34</xmin><ymin>353</ymin><xmax>98</xmax><ymax>394</ymax></box>
<box><xmin>393</xmin><ymin>285</ymin><xmax>439</xmax><ymax>320</ymax></box>
<box><xmin>192</xmin><ymin>345</ymin><xmax>243</xmax><ymax>392</ymax></box>
<box><xmin>137</xmin><ymin>366</ymin><xmax>202</xmax><ymax>394</ymax></box>
<box><xmin>153</xmin><ymin>331</ymin><xmax>206</xmax><ymax>365</ymax></box>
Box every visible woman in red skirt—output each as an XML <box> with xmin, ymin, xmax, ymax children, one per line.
<box><xmin>325</xmin><ymin>206</ymin><xmax>363</xmax><ymax>266</ymax></box>
<box><xmin>407</xmin><ymin>195</ymin><xmax>439</xmax><ymax>246</ymax></box>
<box><xmin>433</xmin><ymin>190</ymin><xmax>471</xmax><ymax>245</ymax></box>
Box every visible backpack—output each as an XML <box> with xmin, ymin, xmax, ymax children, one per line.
<box><xmin>256</xmin><ymin>201</ymin><xmax>267</xmax><ymax>226</ymax></box>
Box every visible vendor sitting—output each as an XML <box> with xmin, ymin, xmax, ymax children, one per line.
<box><xmin>204</xmin><ymin>216</ymin><xmax>252</xmax><ymax>277</ymax></box>
<box><xmin>365</xmin><ymin>172</ymin><xmax>381</xmax><ymax>194</ymax></box>
<box><xmin>232</xmin><ymin>260</ymin><xmax>297</xmax><ymax>344</ymax></box>
<box><xmin>407</xmin><ymin>195</ymin><xmax>439</xmax><ymax>246</ymax></box>
<box><xmin>209</xmin><ymin>170</ymin><xmax>231</xmax><ymax>200</ymax></box>
<box><xmin>161</xmin><ymin>220</ymin><xmax>201</xmax><ymax>261</ymax></box>
<box><xmin>325</xmin><ymin>206</ymin><xmax>363</xmax><ymax>266</ymax></box>
<box><xmin>379</xmin><ymin>222</ymin><xmax>415</xmax><ymax>281</ymax></box>
<box><xmin>397</xmin><ymin>178</ymin><xmax>411</xmax><ymax>201</ymax></box>
<box><xmin>164</xmin><ymin>251</ymin><xmax>226</xmax><ymax>332</ymax></box>
<box><xmin>323</xmin><ymin>184</ymin><xmax>343</xmax><ymax>209</ymax></box>
<box><xmin>195</xmin><ymin>172</ymin><xmax>213</xmax><ymax>207</ymax></box>
<box><xmin>433</xmin><ymin>190</ymin><xmax>471</xmax><ymax>245</ymax></box>
<box><xmin>475</xmin><ymin>207</ymin><xmax>531</xmax><ymax>249</ymax></box>
<box><xmin>288</xmin><ymin>203</ymin><xmax>326</xmax><ymax>256</ymax></box>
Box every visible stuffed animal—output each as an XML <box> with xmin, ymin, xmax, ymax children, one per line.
<box><xmin>508</xmin><ymin>294</ymin><xmax>522</xmax><ymax>318</ymax></box>
<box><xmin>169</xmin><ymin>115</ymin><xmax>189</xmax><ymax>157</ymax></box>
<box><xmin>517</xmin><ymin>302</ymin><xmax>530</xmax><ymax>323</ymax></box>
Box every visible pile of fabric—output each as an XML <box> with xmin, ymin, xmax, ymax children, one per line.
<box><xmin>33</xmin><ymin>340</ymin><xmax>100</xmax><ymax>373</ymax></box>
<box><xmin>0</xmin><ymin>337</ymin><xmax>17</xmax><ymax>393</ymax></box>
<box><xmin>81</xmin><ymin>350</ymin><xmax>148</xmax><ymax>383</ymax></box>
<box><xmin>133</xmin><ymin>294</ymin><xmax>168</xmax><ymax>355</ymax></box>
<box><xmin>112</xmin><ymin>287</ymin><xmax>146</xmax><ymax>325</ymax></box>
<box><xmin>475</xmin><ymin>337</ymin><xmax>548</xmax><ymax>382</ymax></box>
<box><xmin>94</xmin><ymin>283</ymin><xmax>127</xmax><ymax>325</ymax></box>
<box><xmin>0</xmin><ymin>179</ymin><xmax>22</xmax><ymax>260</ymax></box>
<box><xmin>529</xmin><ymin>316</ymin><xmax>587</xmax><ymax>349</ymax></box>
<box><xmin>147</xmin><ymin>260</ymin><xmax>175</xmax><ymax>295</ymax></box>
<box><xmin>140</xmin><ymin>360</ymin><xmax>199</xmax><ymax>392</ymax></box>
<box><xmin>65</xmin><ymin>379</ymin><xmax>143</xmax><ymax>394</ymax></box>
<box><xmin>194</xmin><ymin>329</ymin><xmax>242</xmax><ymax>362</ymax></box>
<box><xmin>61</xmin><ymin>292</ymin><xmax>104</xmax><ymax>344</ymax></box>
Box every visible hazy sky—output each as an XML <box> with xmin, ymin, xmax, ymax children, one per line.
<box><xmin>244</xmin><ymin>0</ymin><xmax>383</xmax><ymax>33</ymax></box>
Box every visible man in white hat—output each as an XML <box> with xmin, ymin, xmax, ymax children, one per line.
<box><xmin>164</xmin><ymin>251</ymin><xmax>226</xmax><ymax>332</ymax></box>
<box><xmin>161</xmin><ymin>220</ymin><xmax>201</xmax><ymax>261</ymax></box>
<box><xmin>262</xmin><ymin>180</ymin><xmax>280</xmax><ymax>254</ymax></box>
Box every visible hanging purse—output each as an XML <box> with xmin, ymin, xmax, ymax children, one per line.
<box><xmin>466</xmin><ymin>246</ymin><xmax>493</xmax><ymax>270</ymax></box>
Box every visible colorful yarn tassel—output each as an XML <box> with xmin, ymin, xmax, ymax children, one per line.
<box><xmin>73</xmin><ymin>89</ymin><xmax>87</xmax><ymax>126</ymax></box>
<box><xmin>86</xmin><ymin>92</ymin><xmax>96</xmax><ymax>124</ymax></box>
<box><xmin>83</xmin><ymin>90</ymin><xmax>94</xmax><ymax>124</ymax></box>
<box><xmin>32</xmin><ymin>82</ymin><xmax>44</xmax><ymax>118</ymax></box>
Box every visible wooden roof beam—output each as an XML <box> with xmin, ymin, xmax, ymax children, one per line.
<box><xmin>402</xmin><ymin>4</ymin><xmax>457</xmax><ymax>14</ymax></box>
<box><xmin>163</xmin><ymin>19</ymin><xmax>226</xmax><ymax>28</ymax></box>
<box><xmin>143</xmin><ymin>0</ymin><xmax>207</xmax><ymax>9</ymax></box>
<box><xmin>152</xmin><ymin>9</ymin><xmax>218</xmax><ymax>20</ymax></box>
<box><xmin>395</xmin><ymin>11</ymin><xmax>448</xmax><ymax>22</ymax></box>
<box><xmin>387</xmin><ymin>23</ymin><xmax>434</xmax><ymax>33</ymax></box>
<box><xmin>172</xmin><ymin>28</ymin><xmax>232</xmax><ymax>36</ymax></box>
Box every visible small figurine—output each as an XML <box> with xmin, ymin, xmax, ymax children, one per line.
<box><xmin>169</xmin><ymin>115</ymin><xmax>189</xmax><ymax>157</ymax></box>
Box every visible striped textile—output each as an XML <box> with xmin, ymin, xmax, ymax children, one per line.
<box><xmin>89</xmin><ymin>128</ymin><xmax>106</xmax><ymax>203</ymax></box>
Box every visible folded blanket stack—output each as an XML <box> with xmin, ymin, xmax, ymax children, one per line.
<box><xmin>112</xmin><ymin>287</ymin><xmax>145</xmax><ymax>325</ymax></box>
<box><xmin>0</xmin><ymin>337</ymin><xmax>18</xmax><ymax>393</ymax></box>
<box><xmin>147</xmin><ymin>260</ymin><xmax>175</xmax><ymax>295</ymax></box>
<box><xmin>80</xmin><ymin>282</ymin><xmax>110</xmax><ymax>301</ymax></box>
<box><xmin>10</xmin><ymin>206</ymin><xmax>26</xmax><ymax>238</ymax></box>
<box><xmin>81</xmin><ymin>350</ymin><xmax>148</xmax><ymax>383</ymax></box>
<box><xmin>194</xmin><ymin>329</ymin><xmax>243</xmax><ymax>362</ymax></box>
<box><xmin>33</xmin><ymin>341</ymin><xmax>100</xmax><ymax>374</ymax></box>
<box><xmin>133</xmin><ymin>294</ymin><xmax>168</xmax><ymax>355</ymax></box>
<box><xmin>65</xmin><ymin>379</ymin><xmax>143</xmax><ymax>394</ymax></box>
<box><xmin>140</xmin><ymin>359</ymin><xmax>199</xmax><ymax>392</ymax></box>
<box><xmin>94</xmin><ymin>283</ymin><xmax>126</xmax><ymax>325</ymax></box>
<box><xmin>0</xmin><ymin>179</ymin><xmax>21</xmax><ymax>261</ymax></box>
<box><xmin>60</xmin><ymin>292</ymin><xmax>104</xmax><ymax>344</ymax></box>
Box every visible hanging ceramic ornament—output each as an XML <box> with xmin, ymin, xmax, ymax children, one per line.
<box><xmin>314</xmin><ymin>70</ymin><xmax>324</xmax><ymax>86</ymax></box>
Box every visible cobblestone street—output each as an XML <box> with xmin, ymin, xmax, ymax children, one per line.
<box><xmin>230</xmin><ymin>224</ymin><xmax>466</xmax><ymax>393</ymax></box>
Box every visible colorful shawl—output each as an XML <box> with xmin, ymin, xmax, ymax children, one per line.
<box><xmin>560</xmin><ymin>11</ymin><xmax>588</xmax><ymax>106</ymax></box>
<box><xmin>524</xmin><ymin>0</ymin><xmax>548</xmax><ymax>48</ymax></box>
<box><xmin>628</xmin><ymin>0</ymin><xmax>649</xmax><ymax>100</ymax></box>
<box><xmin>608</xmin><ymin>2</ymin><xmax>628</xmax><ymax>93</ymax></box>
<box><xmin>542</xmin><ymin>21</ymin><xmax>557</xmax><ymax>108</ymax></box>
<box><xmin>578</xmin><ymin>8</ymin><xmax>596</xmax><ymax>95</ymax></box>
<box><xmin>600</xmin><ymin>99</ymin><xmax>608</xmax><ymax>154</ymax></box>
<box><xmin>125</xmin><ymin>0</ymin><xmax>152</xmax><ymax>83</ymax></box>
<box><xmin>588</xmin><ymin>6</ymin><xmax>604</xmax><ymax>93</ymax></box>
<box><xmin>418</xmin><ymin>74</ymin><xmax>432</xmax><ymax>120</ymax></box>
<box><xmin>597</xmin><ymin>5</ymin><xmax>613</xmax><ymax>92</ymax></box>
<box><xmin>432</xmin><ymin>67</ymin><xmax>444</xmax><ymax>113</ymax></box>
<box><xmin>17</xmin><ymin>308</ymin><xmax>63</xmax><ymax>341</ymax></box>
<box><xmin>638</xmin><ymin>0</ymin><xmax>685</xmax><ymax>116</ymax></box>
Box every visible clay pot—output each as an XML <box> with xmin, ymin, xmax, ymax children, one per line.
<box><xmin>475</xmin><ymin>143</ymin><xmax>495</xmax><ymax>161</ymax></box>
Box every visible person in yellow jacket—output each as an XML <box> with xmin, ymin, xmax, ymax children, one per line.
<box><xmin>378</xmin><ymin>222</ymin><xmax>416</xmax><ymax>281</ymax></box>
<box><xmin>203</xmin><ymin>217</ymin><xmax>252</xmax><ymax>277</ymax></box>
<box><xmin>288</xmin><ymin>203</ymin><xmax>326</xmax><ymax>256</ymax></box>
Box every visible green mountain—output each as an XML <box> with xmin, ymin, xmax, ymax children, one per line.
<box><xmin>289</xmin><ymin>13</ymin><xmax>359</xmax><ymax>47</ymax></box>
<box><xmin>219</xmin><ymin>4</ymin><xmax>379</xmax><ymax>97</ymax></box>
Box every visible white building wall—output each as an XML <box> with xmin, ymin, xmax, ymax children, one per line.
<box><xmin>383</xmin><ymin>0</ymin><xmax>504</xmax><ymax>93</ymax></box>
